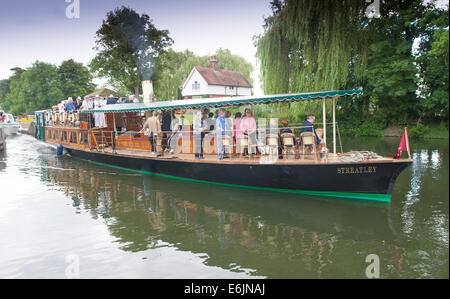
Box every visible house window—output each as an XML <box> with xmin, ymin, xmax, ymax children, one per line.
<box><xmin>192</xmin><ymin>81</ymin><xmax>200</xmax><ymax>90</ymax></box>
<box><xmin>229</xmin><ymin>86</ymin><xmax>235</xmax><ymax>90</ymax></box>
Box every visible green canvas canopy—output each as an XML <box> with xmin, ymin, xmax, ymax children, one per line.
<box><xmin>79</xmin><ymin>89</ymin><xmax>362</xmax><ymax>113</ymax></box>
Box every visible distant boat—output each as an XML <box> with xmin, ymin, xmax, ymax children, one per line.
<box><xmin>0</xmin><ymin>111</ymin><xmax>20</xmax><ymax>135</ymax></box>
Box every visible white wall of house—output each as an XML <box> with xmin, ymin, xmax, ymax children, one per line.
<box><xmin>207</xmin><ymin>85</ymin><xmax>252</xmax><ymax>96</ymax></box>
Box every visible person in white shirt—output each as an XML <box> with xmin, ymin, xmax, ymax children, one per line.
<box><xmin>93</xmin><ymin>97</ymin><xmax>105</xmax><ymax>127</ymax></box>
<box><xmin>58</xmin><ymin>101</ymin><xmax>65</xmax><ymax>113</ymax></box>
<box><xmin>166</xmin><ymin>115</ymin><xmax>182</xmax><ymax>153</ymax></box>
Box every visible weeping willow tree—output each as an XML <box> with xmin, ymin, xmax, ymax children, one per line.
<box><xmin>257</xmin><ymin>0</ymin><xmax>370</xmax><ymax>93</ymax></box>
<box><xmin>255</xmin><ymin>0</ymin><xmax>372</xmax><ymax>121</ymax></box>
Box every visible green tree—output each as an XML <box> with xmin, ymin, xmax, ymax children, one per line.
<box><xmin>256</xmin><ymin>0</ymin><xmax>370</xmax><ymax>94</ymax></box>
<box><xmin>0</xmin><ymin>79</ymin><xmax>10</xmax><ymax>107</ymax></box>
<box><xmin>90</xmin><ymin>6</ymin><xmax>173</xmax><ymax>96</ymax></box>
<box><xmin>364</xmin><ymin>40</ymin><xmax>418</xmax><ymax>122</ymax></box>
<box><xmin>4</xmin><ymin>62</ymin><xmax>63</xmax><ymax>115</ymax></box>
<box><xmin>256</xmin><ymin>0</ymin><xmax>447</xmax><ymax>133</ymax></box>
<box><xmin>415</xmin><ymin>4</ymin><xmax>449</xmax><ymax>121</ymax></box>
<box><xmin>0</xmin><ymin>67</ymin><xmax>26</xmax><ymax>113</ymax></box>
<box><xmin>58</xmin><ymin>59</ymin><xmax>96</xmax><ymax>99</ymax></box>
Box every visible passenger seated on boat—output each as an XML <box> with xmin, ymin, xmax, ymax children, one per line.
<box><xmin>279</xmin><ymin>119</ymin><xmax>296</xmax><ymax>157</ymax></box>
<box><xmin>264</xmin><ymin>118</ymin><xmax>279</xmax><ymax>155</ymax></box>
<box><xmin>299</xmin><ymin>131</ymin><xmax>318</xmax><ymax>160</ymax></box>
<box><xmin>240</xmin><ymin>108</ymin><xmax>257</xmax><ymax>156</ymax></box>
<box><xmin>299</xmin><ymin>115</ymin><xmax>321</xmax><ymax>145</ymax></box>
<box><xmin>142</xmin><ymin>111</ymin><xmax>161</xmax><ymax>154</ymax></box>
<box><xmin>280</xmin><ymin>119</ymin><xmax>295</xmax><ymax>141</ymax></box>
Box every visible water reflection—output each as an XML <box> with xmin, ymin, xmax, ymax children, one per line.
<box><xmin>38</xmin><ymin>151</ymin><xmax>412</xmax><ymax>278</ymax></box>
<box><xmin>2</xmin><ymin>134</ymin><xmax>447</xmax><ymax>278</ymax></box>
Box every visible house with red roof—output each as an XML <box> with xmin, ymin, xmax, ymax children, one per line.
<box><xmin>181</xmin><ymin>56</ymin><xmax>252</xmax><ymax>99</ymax></box>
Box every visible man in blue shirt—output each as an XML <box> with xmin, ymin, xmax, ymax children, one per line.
<box><xmin>65</xmin><ymin>97</ymin><xmax>75</xmax><ymax>111</ymax></box>
<box><xmin>215</xmin><ymin>109</ymin><xmax>228</xmax><ymax>160</ymax></box>
<box><xmin>300</xmin><ymin>115</ymin><xmax>321</xmax><ymax>145</ymax></box>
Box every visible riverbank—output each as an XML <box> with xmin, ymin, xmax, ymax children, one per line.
<box><xmin>382</xmin><ymin>123</ymin><xmax>449</xmax><ymax>139</ymax></box>
<box><xmin>18</xmin><ymin>120</ymin><xmax>35</xmax><ymax>136</ymax></box>
<box><xmin>338</xmin><ymin>121</ymin><xmax>449</xmax><ymax>139</ymax></box>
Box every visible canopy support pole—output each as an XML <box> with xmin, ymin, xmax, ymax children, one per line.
<box><xmin>112</xmin><ymin>112</ymin><xmax>117</xmax><ymax>154</ymax></box>
<box><xmin>322</xmin><ymin>99</ymin><xmax>327</xmax><ymax>146</ymax></box>
<box><xmin>332</xmin><ymin>96</ymin><xmax>337</xmax><ymax>155</ymax></box>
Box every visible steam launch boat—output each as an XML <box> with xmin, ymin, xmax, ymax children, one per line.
<box><xmin>34</xmin><ymin>89</ymin><xmax>412</xmax><ymax>202</ymax></box>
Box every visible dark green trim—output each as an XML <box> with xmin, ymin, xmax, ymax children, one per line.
<box><xmin>87</xmin><ymin>159</ymin><xmax>391</xmax><ymax>203</ymax></box>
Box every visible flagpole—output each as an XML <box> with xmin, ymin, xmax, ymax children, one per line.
<box><xmin>405</xmin><ymin>127</ymin><xmax>411</xmax><ymax>159</ymax></box>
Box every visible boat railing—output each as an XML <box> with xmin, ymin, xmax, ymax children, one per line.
<box><xmin>85</xmin><ymin>125</ymin><xmax>332</xmax><ymax>161</ymax></box>
<box><xmin>42</xmin><ymin>114</ymin><xmax>350</xmax><ymax>161</ymax></box>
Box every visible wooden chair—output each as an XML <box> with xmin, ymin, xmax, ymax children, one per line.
<box><xmin>237</xmin><ymin>135</ymin><xmax>248</xmax><ymax>158</ymax></box>
<box><xmin>299</xmin><ymin>132</ymin><xmax>317</xmax><ymax>161</ymax></box>
<box><xmin>281</xmin><ymin>133</ymin><xmax>296</xmax><ymax>159</ymax></box>
<box><xmin>266</xmin><ymin>134</ymin><xmax>279</xmax><ymax>156</ymax></box>
<box><xmin>220</xmin><ymin>135</ymin><xmax>233</xmax><ymax>156</ymax></box>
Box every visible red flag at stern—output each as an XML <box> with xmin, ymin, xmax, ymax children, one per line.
<box><xmin>394</xmin><ymin>128</ymin><xmax>409</xmax><ymax>159</ymax></box>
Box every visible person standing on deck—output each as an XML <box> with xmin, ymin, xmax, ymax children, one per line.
<box><xmin>65</xmin><ymin>97</ymin><xmax>75</xmax><ymax>111</ymax></box>
<box><xmin>142</xmin><ymin>111</ymin><xmax>161</xmax><ymax>154</ymax></box>
<box><xmin>167</xmin><ymin>115</ymin><xmax>180</xmax><ymax>154</ymax></box>
<box><xmin>193</xmin><ymin>110</ymin><xmax>207</xmax><ymax>159</ymax></box>
<box><xmin>161</xmin><ymin>111</ymin><xmax>172</xmax><ymax>151</ymax></box>
<box><xmin>300</xmin><ymin>115</ymin><xmax>321</xmax><ymax>145</ymax></box>
<box><xmin>58</xmin><ymin>100</ymin><xmax>65</xmax><ymax>113</ymax></box>
<box><xmin>74</xmin><ymin>97</ymin><xmax>82</xmax><ymax>110</ymax></box>
<box><xmin>216</xmin><ymin>109</ymin><xmax>227</xmax><ymax>160</ymax></box>
<box><xmin>93</xmin><ymin>96</ymin><xmax>105</xmax><ymax>127</ymax></box>
<box><xmin>233</xmin><ymin>112</ymin><xmax>242</xmax><ymax>140</ymax></box>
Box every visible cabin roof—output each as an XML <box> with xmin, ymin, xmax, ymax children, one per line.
<box><xmin>79</xmin><ymin>89</ymin><xmax>363</xmax><ymax>113</ymax></box>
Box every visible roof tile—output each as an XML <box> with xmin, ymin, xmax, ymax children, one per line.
<box><xmin>195</xmin><ymin>67</ymin><xmax>252</xmax><ymax>88</ymax></box>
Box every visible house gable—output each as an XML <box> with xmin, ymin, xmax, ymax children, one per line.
<box><xmin>181</xmin><ymin>68</ymin><xmax>209</xmax><ymax>98</ymax></box>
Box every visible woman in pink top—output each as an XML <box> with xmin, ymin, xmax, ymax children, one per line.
<box><xmin>240</xmin><ymin>108</ymin><xmax>257</xmax><ymax>155</ymax></box>
<box><xmin>233</xmin><ymin>112</ymin><xmax>243</xmax><ymax>139</ymax></box>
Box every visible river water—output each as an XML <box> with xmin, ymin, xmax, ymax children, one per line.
<box><xmin>0</xmin><ymin>133</ymin><xmax>448</xmax><ymax>278</ymax></box>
